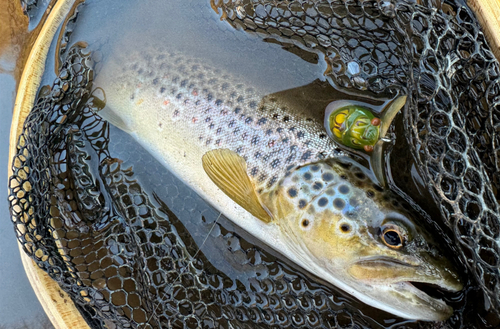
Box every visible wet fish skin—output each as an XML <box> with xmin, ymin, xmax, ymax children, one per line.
<box><xmin>96</xmin><ymin>45</ymin><xmax>462</xmax><ymax>321</ymax></box>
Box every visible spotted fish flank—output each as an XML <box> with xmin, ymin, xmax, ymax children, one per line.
<box><xmin>97</xmin><ymin>44</ymin><xmax>462</xmax><ymax>322</ymax></box>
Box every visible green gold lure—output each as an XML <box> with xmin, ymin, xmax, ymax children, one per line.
<box><xmin>324</xmin><ymin>96</ymin><xmax>407</xmax><ymax>186</ymax></box>
<box><xmin>324</xmin><ymin>96</ymin><xmax>407</xmax><ymax>153</ymax></box>
<box><xmin>327</xmin><ymin>105</ymin><xmax>381</xmax><ymax>152</ymax></box>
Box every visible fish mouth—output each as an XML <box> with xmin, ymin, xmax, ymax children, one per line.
<box><xmin>389</xmin><ymin>281</ymin><xmax>454</xmax><ymax>321</ymax></box>
<box><xmin>349</xmin><ymin>256</ymin><xmax>462</xmax><ymax>321</ymax></box>
<box><xmin>352</xmin><ymin>257</ymin><xmax>462</xmax><ymax>292</ymax></box>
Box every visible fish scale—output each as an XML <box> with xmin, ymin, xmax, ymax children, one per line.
<box><xmin>101</xmin><ymin>48</ymin><xmax>340</xmax><ymax>193</ymax></box>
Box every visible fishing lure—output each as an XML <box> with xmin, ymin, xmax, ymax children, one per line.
<box><xmin>324</xmin><ymin>96</ymin><xmax>407</xmax><ymax>185</ymax></box>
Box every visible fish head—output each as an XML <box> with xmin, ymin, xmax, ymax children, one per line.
<box><xmin>269</xmin><ymin>159</ymin><xmax>463</xmax><ymax>321</ymax></box>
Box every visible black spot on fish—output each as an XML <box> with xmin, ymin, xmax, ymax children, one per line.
<box><xmin>257</xmin><ymin>117</ymin><xmax>267</xmax><ymax>125</ymax></box>
<box><xmin>207</xmin><ymin>93</ymin><xmax>213</xmax><ymax>101</ymax></box>
<box><xmin>267</xmin><ymin>176</ymin><xmax>278</xmax><ymax>188</ymax></box>
<box><xmin>176</xmin><ymin>93</ymin><xmax>183</xmax><ymax>100</ymax></box>
<box><xmin>205</xmin><ymin>117</ymin><xmax>211</xmax><ymax>123</ymax></box>
<box><xmin>340</xmin><ymin>174</ymin><xmax>348</xmax><ymax>180</ymax></box>
<box><xmin>312</xmin><ymin>182</ymin><xmax>323</xmax><ymax>190</ymax></box>
<box><xmin>237</xmin><ymin>96</ymin><xmax>244</xmax><ymax>103</ymax></box>
<box><xmin>266</xmin><ymin>129</ymin><xmax>273</xmax><ymax>135</ymax></box>
<box><xmin>297</xmin><ymin>131</ymin><xmax>305</xmax><ymax>138</ymax></box>
<box><xmin>181</xmin><ymin>79</ymin><xmax>188</xmax><ymax>87</ymax></box>
<box><xmin>249</xmin><ymin>101</ymin><xmax>257</xmax><ymax>108</ymax></box>
<box><xmin>273</xmin><ymin>113</ymin><xmax>280</xmax><ymax>120</ymax></box>
<box><xmin>236</xmin><ymin>146</ymin><xmax>243</xmax><ymax>153</ymax></box>
<box><xmin>340</xmin><ymin>223</ymin><xmax>351</xmax><ymax>233</ymax></box>
<box><xmin>319</xmin><ymin>133</ymin><xmax>327</xmax><ymax>139</ymax></box>
<box><xmin>215</xmin><ymin>99</ymin><xmax>223</xmax><ymax>106</ymax></box>
<box><xmin>288</xmin><ymin>188</ymin><xmax>298</xmax><ymax>198</ymax></box>
<box><xmin>160</xmin><ymin>87</ymin><xmax>166</xmax><ymax>93</ymax></box>
<box><xmin>318</xmin><ymin>197</ymin><xmax>328</xmax><ymax>207</ymax></box>
<box><xmin>138</xmin><ymin>68</ymin><xmax>143</xmax><ymax>74</ymax></box>
<box><xmin>322</xmin><ymin>172</ymin><xmax>334</xmax><ymax>182</ymax></box>
<box><xmin>339</xmin><ymin>185</ymin><xmax>350</xmax><ymax>194</ymax></box>
<box><xmin>282</xmin><ymin>137</ymin><xmax>289</xmax><ymax>143</ymax></box>
<box><xmin>301</xmin><ymin>151</ymin><xmax>312</xmax><ymax>161</ymax></box>
<box><xmin>373</xmin><ymin>184</ymin><xmax>384</xmax><ymax>192</ymax></box>
<box><xmin>271</xmin><ymin>159</ymin><xmax>281</xmax><ymax>169</ymax></box>
<box><xmin>311</xmin><ymin>165</ymin><xmax>320</xmax><ymax>172</ymax></box>
<box><xmin>355</xmin><ymin>172</ymin><xmax>366</xmax><ymax>180</ymax></box>
<box><xmin>277</xmin><ymin>127</ymin><xmax>284</xmax><ymax>133</ymax></box>
<box><xmin>216</xmin><ymin>127</ymin><xmax>222</xmax><ymax>135</ymax></box>
<box><xmin>303</xmin><ymin>172</ymin><xmax>312</xmax><ymax>181</ymax></box>
<box><xmin>251</xmin><ymin>136</ymin><xmax>259</xmax><ymax>145</ymax></box>
<box><xmin>245</xmin><ymin>117</ymin><xmax>253</xmax><ymax>124</ymax></box>
<box><xmin>286</xmin><ymin>165</ymin><xmax>295</xmax><ymax>171</ymax></box>
<box><xmin>333</xmin><ymin>198</ymin><xmax>346</xmax><ymax>210</ymax></box>
<box><xmin>258</xmin><ymin>174</ymin><xmax>267</xmax><ymax>183</ymax></box>
<box><xmin>286</xmin><ymin>155</ymin><xmax>295</xmax><ymax>163</ymax></box>
<box><xmin>283</xmin><ymin>116</ymin><xmax>290</xmax><ymax>122</ymax></box>
<box><xmin>254</xmin><ymin>152</ymin><xmax>261</xmax><ymax>159</ymax></box>
<box><xmin>325</xmin><ymin>188</ymin><xmax>335</xmax><ymax>196</ymax></box>
<box><xmin>153</xmin><ymin>78</ymin><xmax>159</xmax><ymax>85</ymax></box>
<box><xmin>234</xmin><ymin>107</ymin><xmax>242</xmax><ymax>114</ymax></box>
<box><xmin>298</xmin><ymin>199</ymin><xmax>307</xmax><ymax>209</ymax></box>
<box><xmin>250</xmin><ymin>167</ymin><xmax>259</xmax><ymax>177</ymax></box>
<box><xmin>366</xmin><ymin>190</ymin><xmax>375</xmax><ymax>198</ymax></box>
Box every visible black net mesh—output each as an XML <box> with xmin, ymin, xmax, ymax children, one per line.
<box><xmin>8</xmin><ymin>0</ymin><xmax>500</xmax><ymax>328</ymax></box>
<box><xmin>210</xmin><ymin>0</ymin><xmax>500</xmax><ymax>326</ymax></box>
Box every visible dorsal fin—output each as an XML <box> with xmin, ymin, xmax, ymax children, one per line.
<box><xmin>202</xmin><ymin>149</ymin><xmax>273</xmax><ymax>223</ymax></box>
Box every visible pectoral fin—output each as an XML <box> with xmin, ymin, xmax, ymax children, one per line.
<box><xmin>202</xmin><ymin>149</ymin><xmax>273</xmax><ymax>223</ymax></box>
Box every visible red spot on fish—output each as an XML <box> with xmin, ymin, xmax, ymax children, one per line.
<box><xmin>163</xmin><ymin>100</ymin><xmax>170</xmax><ymax>106</ymax></box>
<box><xmin>192</xmin><ymin>90</ymin><xmax>198</xmax><ymax>96</ymax></box>
<box><xmin>137</xmin><ymin>83</ymin><xmax>142</xmax><ymax>88</ymax></box>
<box><xmin>268</xmin><ymin>140</ymin><xmax>276</xmax><ymax>147</ymax></box>
<box><xmin>192</xmin><ymin>117</ymin><xmax>198</xmax><ymax>123</ymax></box>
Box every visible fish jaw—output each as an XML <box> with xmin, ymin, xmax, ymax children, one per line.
<box><xmin>348</xmin><ymin>255</ymin><xmax>463</xmax><ymax>292</ymax></box>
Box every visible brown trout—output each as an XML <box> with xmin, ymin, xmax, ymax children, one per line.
<box><xmin>94</xmin><ymin>43</ymin><xmax>462</xmax><ymax>321</ymax></box>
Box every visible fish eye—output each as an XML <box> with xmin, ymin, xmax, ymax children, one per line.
<box><xmin>340</xmin><ymin>223</ymin><xmax>351</xmax><ymax>233</ymax></box>
<box><xmin>381</xmin><ymin>225</ymin><xmax>405</xmax><ymax>249</ymax></box>
<box><xmin>302</xmin><ymin>219</ymin><xmax>310</xmax><ymax>227</ymax></box>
